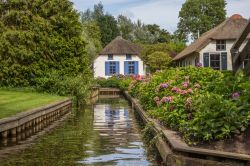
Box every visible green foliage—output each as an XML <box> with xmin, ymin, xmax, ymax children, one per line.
<box><xmin>140</xmin><ymin>42</ymin><xmax>185</xmax><ymax>72</ymax></box>
<box><xmin>177</xmin><ymin>0</ymin><xmax>226</xmax><ymax>41</ymax></box>
<box><xmin>98</xmin><ymin>14</ymin><xmax>119</xmax><ymax>46</ymax></box>
<box><xmin>81</xmin><ymin>2</ymin><xmax>119</xmax><ymax>47</ymax></box>
<box><xmin>95</xmin><ymin>75</ymin><xmax>132</xmax><ymax>91</ymax></box>
<box><xmin>0</xmin><ymin>0</ymin><xmax>92</xmax><ymax>102</ymax></box>
<box><xmin>117</xmin><ymin>15</ymin><xmax>134</xmax><ymax>41</ymax></box>
<box><xmin>145</xmin><ymin>24</ymin><xmax>171</xmax><ymax>43</ymax></box>
<box><xmin>82</xmin><ymin>21</ymin><xmax>102</xmax><ymax>63</ymax></box>
<box><xmin>128</xmin><ymin>67</ymin><xmax>250</xmax><ymax>144</ymax></box>
<box><xmin>147</xmin><ymin>51</ymin><xmax>172</xmax><ymax>72</ymax></box>
<box><xmin>35</xmin><ymin>71</ymin><xmax>92</xmax><ymax>104</ymax></box>
<box><xmin>182</xmin><ymin>93</ymin><xmax>248</xmax><ymax>143</ymax></box>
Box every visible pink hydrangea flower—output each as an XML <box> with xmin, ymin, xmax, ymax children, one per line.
<box><xmin>232</xmin><ymin>92</ymin><xmax>240</xmax><ymax>99</ymax></box>
<box><xmin>182</xmin><ymin>82</ymin><xmax>189</xmax><ymax>88</ymax></box>
<box><xmin>161</xmin><ymin>96</ymin><xmax>174</xmax><ymax>103</ymax></box>
<box><xmin>160</xmin><ymin>83</ymin><xmax>169</xmax><ymax>89</ymax></box>
<box><xmin>187</xmin><ymin>88</ymin><xmax>193</xmax><ymax>93</ymax></box>
<box><xmin>179</xmin><ymin>90</ymin><xmax>188</xmax><ymax>95</ymax></box>
<box><xmin>196</xmin><ymin>62</ymin><xmax>202</xmax><ymax>67</ymax></box>
<box><xmin>171</xmin><ymin>87</ymin><xmax>181</xmax><ymax>93</ymax></box>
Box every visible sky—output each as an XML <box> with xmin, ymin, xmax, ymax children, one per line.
<box><xmin>71</xmin><ymin>0</ymin><xmax>250</xmax><ymax>33</ymax></box>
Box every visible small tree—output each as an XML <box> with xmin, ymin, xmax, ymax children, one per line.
<box><xmin>147</xmin><ymin>51</ymin><xmax>172</xmax><ymax>72</ymax></box>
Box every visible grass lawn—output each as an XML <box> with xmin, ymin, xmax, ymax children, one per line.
<box><xmin>0</xmin><ymin>89</ymin><xmax>67</xmax><ymax>119</ymax></box>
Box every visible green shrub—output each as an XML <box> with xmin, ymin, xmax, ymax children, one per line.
<box><xmin>95</xmin><ymin>75</ymin><xmax>132</xmax><ymax>90</ymax></box>
<box><xmin>35</xmin><ymin>71</ymin><xmax>92</xmax><ymax>104</ymax></box>
<box><xmin>128</xmin><ymin>66</ymin><xmax>250</xmax><ymax>144</ymax></box>
<box><xmin>181</xmin><ymin>93</ymin><xmax>248</xmax><ymax>143</ymax></box>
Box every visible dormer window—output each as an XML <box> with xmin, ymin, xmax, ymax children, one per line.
<box><xmin>108</xmin><ymin>54</ymin><xmax>113</xmax><ymax>60</ymax></box>
<box><xmin>126</xmin><ymin>54</ymin><xmax>132</xmax><ymax>60</ymax></box>
<box><xmin>216</xmin><ymin>40</ymin><xmax>226</xmax><ymax>51</ymax></box>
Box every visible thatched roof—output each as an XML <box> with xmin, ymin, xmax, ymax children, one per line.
<box><xmin>99</xmin><ymin>36</ymin><xmax>141</xmax><ymax>55</ymax></box>
<box><xmin>174</xmin><ymin>14</ymin><xmax>250</xmax><ymax>60</ymax></box>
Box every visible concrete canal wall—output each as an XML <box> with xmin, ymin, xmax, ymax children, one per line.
<box><xmin>0</xmin><ymin>99</ymin><xmax>72</xmax><ymax>144</ymax></box>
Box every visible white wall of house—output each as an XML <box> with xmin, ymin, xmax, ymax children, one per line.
<box><xmin>94</xmin><ymin>54</ymin><xmax>145</xmax><ymax>78</ymax></box>
<box><xmin>198</xmin><ymin>39</ymin><xmax>235</xmax><ymax>70</ymax></box>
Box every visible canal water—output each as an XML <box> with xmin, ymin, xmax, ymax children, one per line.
<box><xmin>0</xmin><ymin>97</ymin><xmax>156</xmax><ymax>165</ymax></box>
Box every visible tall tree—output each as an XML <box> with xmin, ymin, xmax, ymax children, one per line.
<box><xmin>82</xmin><ymin>2</ymin><xmax>119</xmax><ymax>46</ymax></box>
<box><xmin>97</xmin><ymin>14</ymin><xmax>119</xmax><ymax>46</ymax></box>
<box><xmin>0</xmin><ymin>0</ymin><xmax>91</xmax><ymax>86</ymax></box>
<box><xmin>177</xmin><ymin>0</ymin><xmax>226</xmax><ymax>41</ymax></box>
<box><xmin>146</xmin><ymin>24</ymin><xmax>171</xmax><ymax>43</ymax></box>
<box><xmin>117</xmin><ymin>15</ymin><xmax>134</xmax><ymax>41</ymax></box>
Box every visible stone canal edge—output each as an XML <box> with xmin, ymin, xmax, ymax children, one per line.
<box><xmin>0</xmin><ymin>98</ymin><xmax>72</xmax><ymax>159</ymax></box>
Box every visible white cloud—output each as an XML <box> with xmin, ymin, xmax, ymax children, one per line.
<box><xmin>71</xmin><ymin>0</ymin><xmax>250</xmax><ymax>32</ymax></box>
<box><xmin>118</xmin><ymin>0</ymin><xmax>185</xmax><ymax>32</ymax></box>
<box><xmin>227</xmin><ymin>0</ymin><xmax>250</xmax><ymax>19</ymax></box>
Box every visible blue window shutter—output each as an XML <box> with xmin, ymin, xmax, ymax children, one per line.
<box><xmin>105</xmin><ymin>62</ymin><xmax>109</xmax><ymax>76</ymax></box>
<box><xmin>134</xmin><ymin>61</ymin><xmax>139</xmax><ymax>74</ymax></box>
<box><xmin>203</xmin><ymin>53</ymin><xmax>209</xmax><ymax>67</ymax></box>
<box><xmin>221</xmin><ymin>52</ymin><xmax>227</xmax><ymax>70</ymax></box>
<box><xmin>116</xmin><ymin>61</ymin><xmax>120</xmax><ymax>74</ymax></box>
<box><xmin>124</xmin><ymin>61</ymin><xmax>129</xmax><ymax>75</ymax></box>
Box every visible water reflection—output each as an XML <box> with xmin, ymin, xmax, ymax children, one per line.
<box><xmin>78</xmin><ymin>102</ymin><xmax>150</xmax><ymax>165</ymax></box>
<box><xmin>0</xmin><ymin>97</ymin><xmax>153</xmax><ymax>166</ymax></box>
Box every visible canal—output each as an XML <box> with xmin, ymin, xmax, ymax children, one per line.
<box><xmin>0</xmin><ymin>97</ymin><xmax>157</xmax><ymax>165</ymax></box>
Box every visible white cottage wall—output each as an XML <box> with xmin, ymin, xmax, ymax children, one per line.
<box><xmin>199</xmin><ymin>40</ymin><xmax>235</xmax><ymax>70</ymax></box>
<box><xmin>94</xmin><ymin>55</ymin><xmax>145</xmax><ymax>78</ymax></box>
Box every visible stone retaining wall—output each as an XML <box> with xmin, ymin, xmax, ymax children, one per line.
<box><xmin>0</xmin><ymin>99</ymin><xmax>72</xmax><ymax>146</ymax></box>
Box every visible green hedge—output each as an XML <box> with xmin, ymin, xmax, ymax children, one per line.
<box><xmin>129</xmin><ymin>67</ymin><xmax>250</xmax><ymax>144</ymax></box>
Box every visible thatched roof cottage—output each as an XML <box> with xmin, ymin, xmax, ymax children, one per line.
<box><xmin>94</xmin><ymin>36</ymin><xmax>146</xmax><ymax>78</ymax></box>
<box><xmin>174</xmin><ymin>14</ymin><xmax>250</xmax><ymax>71</ymax></box>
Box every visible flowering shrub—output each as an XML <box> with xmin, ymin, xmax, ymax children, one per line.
<box><xmin>128</xmin><ymin>67</ymin><xmax>250</xmax><ymax>144</ymax></box>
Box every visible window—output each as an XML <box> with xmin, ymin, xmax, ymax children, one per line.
<box><xmin>108</xmin><ymin>54</ymin><xmax>113</xmax><ymax>60</ymax></box>
<box><xmin>126</xmin><ymin>54</ymin><xmax>132</xmax><ymax>60</ymax></box>
<box><xmin>128</xmin><ymin>61</ymin><xmax>135</xmax><ymax>74</ymax></box>
<box><xmin>109</xmin><ymin>62</ymin><xmax>116</xmax><ymax>74</ymax></box>
<box><xmin>243</xmin><ymin>54</ymin><xmax>250</xmax><ymax>68</ymax></box>
<box><xmin>105</xmin><ymin>61</ymin><xmax>119</xmax><ymax>76</ymax></box>
<box><xmin>216</xmin><ymin>40</ymin><xmax>226</xmax><ymax>51</ymax></box>
<box><xmin>203</xmin><ymin>52</ymin><xmax>227</xmax><ymax>70</ymax></box>
<box><xmin>210</xmin><ymin>54</ymin><xmax>220</xmax><ymax>70</ymax></box>
<box><xmin>124</xmin><ymin>61</ymin><xmax>138</xmax><ymax>75</ymax></box>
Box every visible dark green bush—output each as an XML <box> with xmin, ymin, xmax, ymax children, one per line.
<box><xmin>35</xmin><ymin>71</ymin><xmax>92</xmax><ymax>104</ymax></box>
